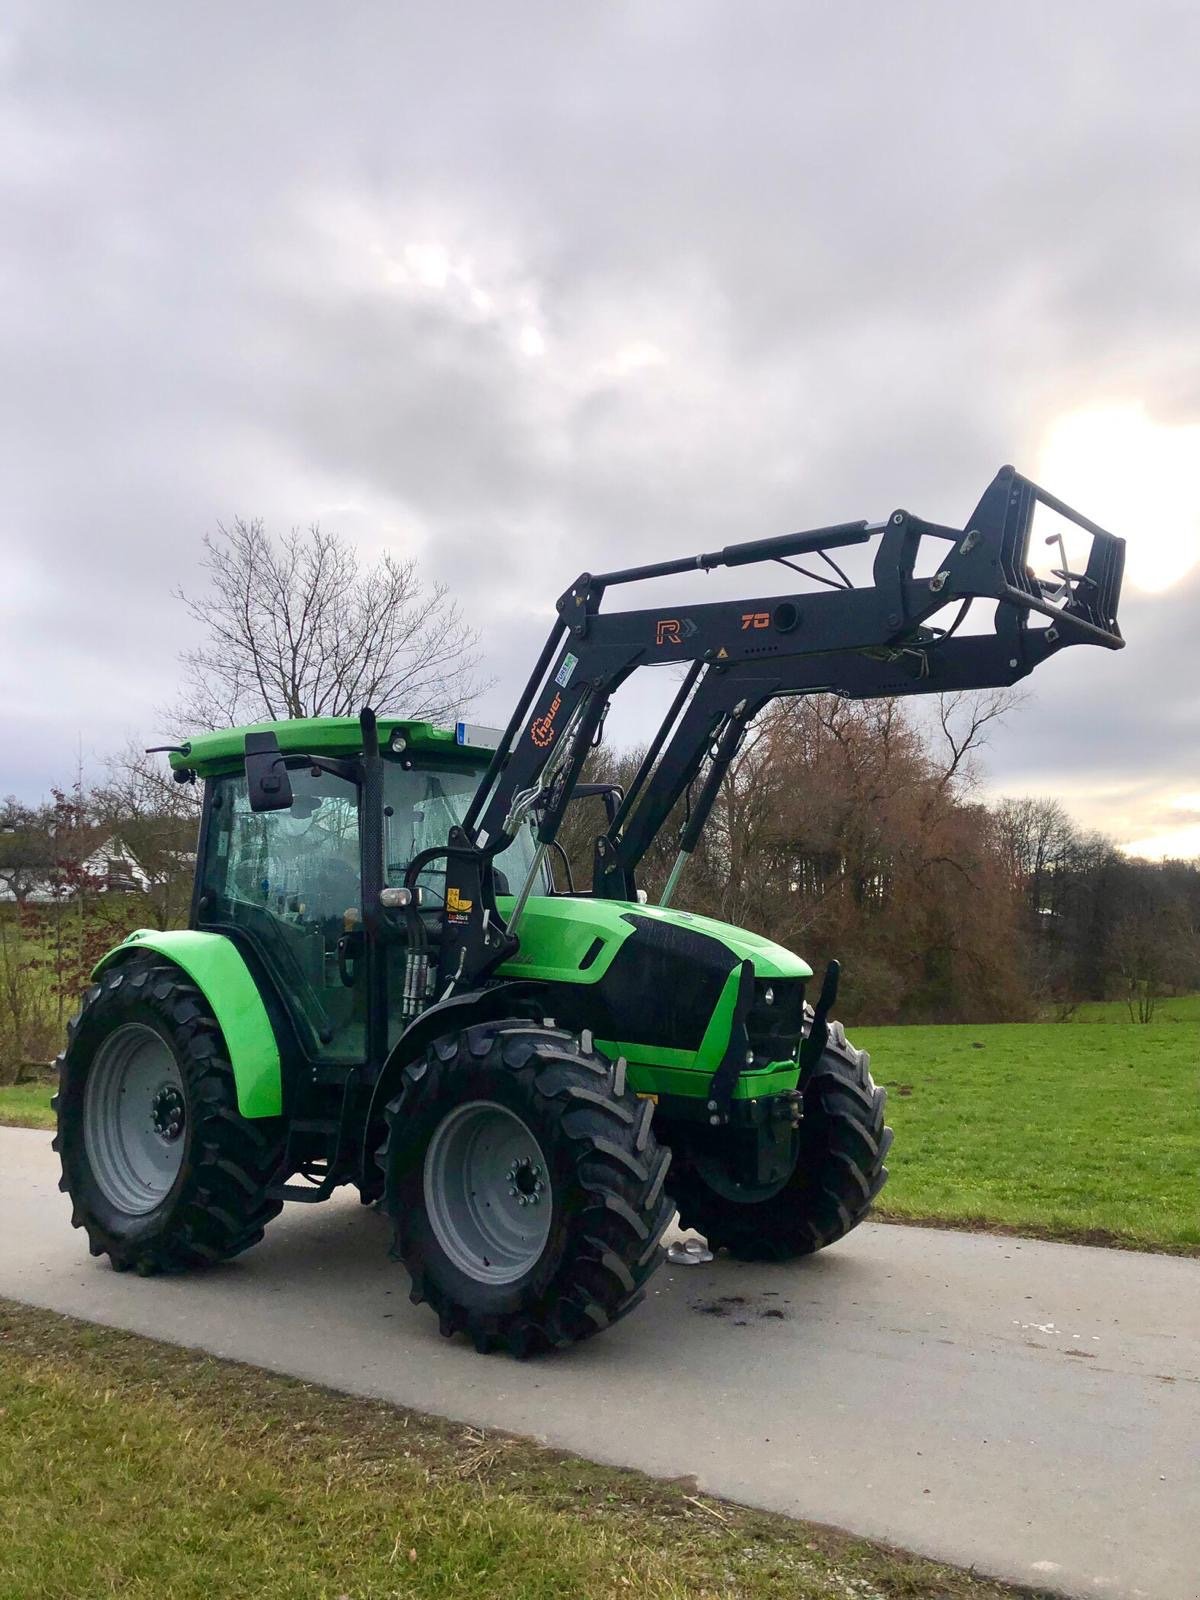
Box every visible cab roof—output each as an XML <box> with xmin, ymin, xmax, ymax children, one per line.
<box><xmin>169</xmin><ymin>717</ymin><xmax>497</xmax><ymax>779</ymax></box>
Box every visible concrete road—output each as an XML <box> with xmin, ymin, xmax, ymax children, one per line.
<box><xmin>2</xmin><ymin>1126</ymin><xmax>1196</xmax><ymax>1600</ymax></box>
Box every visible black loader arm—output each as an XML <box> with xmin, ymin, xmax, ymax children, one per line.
<box><xmin>436</xmin><ymin>465</ymin><xmax>1124</xmax><ymax>987</ymax></box>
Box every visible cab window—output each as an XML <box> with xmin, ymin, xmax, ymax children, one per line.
<box><xmin>383</xmin><ymin>759</ymin><xmax>541</xmax><ymax>899</ymax></box>
<box><xmin>198</xmin><ymin>767</ymin><xmax>364</xmax><ymax>1061</ymax></box>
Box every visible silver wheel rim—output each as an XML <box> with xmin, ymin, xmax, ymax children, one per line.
<box><xmin>423</xmin><ymin>1100</ymin><xmax>552</xmax><ymax>1284</ymax></box>
<box><xmin>83</xmin><ymin>1024</ymin><xmax>187</xmax><ymax>1215</ymax></box>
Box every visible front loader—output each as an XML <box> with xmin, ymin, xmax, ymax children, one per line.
<box><xmin>55</xmin><ymin>465</ymin><xmax>1124</xmax><ymax>1353</ymax></box>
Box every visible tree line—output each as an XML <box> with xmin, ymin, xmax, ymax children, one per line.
<box><xmin>557</xmin><ymin>694</ymin><xmax>1200</xmax><ymax>1025</ymax></box>
<box><xmin>5</xmin><ymin>691</ymin><xmax>1193</xmax><ymax>1081</ymax></box>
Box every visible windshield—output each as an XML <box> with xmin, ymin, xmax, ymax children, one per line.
<box><xmin>383</xmin><ymin>759</ymin><xmax>540</xmax><ymax>899</ymax></box>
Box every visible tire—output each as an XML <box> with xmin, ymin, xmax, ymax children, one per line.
<box><xmin>670</xmin><ymin>1015</ymin><xmax>892</xmax><ymax>1261</ymax></box>
<box><xmin>53</xmin><ymin>955</ymin><xmax>287</xmax><ymax>1274</ymax></box>
<box><xmin>380</xmin><ymin>1019</ymin><xmax>673</xmax><ymax>1356</ymax></box>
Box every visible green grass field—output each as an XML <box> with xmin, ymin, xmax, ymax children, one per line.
<box><xmin>1068</xmin><ymin>992</ymin><xmax>1200</xmax><ymax>1024</ymax></box>
<box><xmin>860</xmin><ymin>1019</ymin><xmax>1199</xmax><ymax>1253</ymax></box>
<box><xmin>0</xmin><ymin>1299</ymin><xmax>1041</xmax><ymax>1600</ymax></box>
<box><xmin>0</xmin><ymin>1079</ymin><xmax>55</xmax><ymax>1129</ymax></box>
<box><xmin>4</xmin><ymin>1013</ymin><xmax>1196</xmax><ymax>1253</ymax></box>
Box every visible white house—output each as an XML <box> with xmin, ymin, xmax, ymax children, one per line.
<box><xmin>0</xmin><ymin>834</ymin><xmax>151</xmax><ymax>904</ymax></box>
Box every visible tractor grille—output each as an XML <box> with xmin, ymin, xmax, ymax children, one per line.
<box><xmin>593</xmin><ymin>914</ymin><xmax>747</xmax><ymax>1051</ymax></box>
<box><xmin>746</xmin><ymin>977</ymin><xmax>806</xmax><ymax>1066</ymax></box>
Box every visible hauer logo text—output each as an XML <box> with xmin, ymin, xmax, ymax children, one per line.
<box><xmin>530</xmin><ymin>693</ymin><xmax>561</xmax><ymax>747</ymax></box>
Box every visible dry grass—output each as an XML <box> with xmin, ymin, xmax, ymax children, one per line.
<box><xmin>0</xmin><ymin>1298</ymin><xmax>1051</xmax><ymax>1600</ymax></box>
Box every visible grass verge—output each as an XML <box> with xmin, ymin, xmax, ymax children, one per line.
<box><xmin>860</xmin><ymin>1019</ymin><xmax>1199</xmax><ymax>1255</ymax></box>
<box><xmin>0</xmin><ymin>1079</ymin><xmax>55</xmax><ymax>1129</ymax></box>
<box><xmin>0</xmin><ymin>1297</ymin><xmax>1049</xmax><ymax>1600</ymax></box>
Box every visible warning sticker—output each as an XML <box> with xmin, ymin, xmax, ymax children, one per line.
<box><xmin>554</xmin><ymin>651</ymin><xmax>579</xmax><ymax>688</ymax></box>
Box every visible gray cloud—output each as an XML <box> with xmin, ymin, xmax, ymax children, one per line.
<box><xmin>1</xmin><ymin>0</ymin><xmax>1198</xmax><ymax>851</ymax></box>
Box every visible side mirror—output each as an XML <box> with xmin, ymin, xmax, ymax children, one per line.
<box><xmin>245</xmin><ymin>732</ymin><xmax>294</xmax><ymax>813</ymax></box>
<box><xmin>571</xmin><ymin>782</ymin><xmax>625</xmax><ymax>827</ymax></box>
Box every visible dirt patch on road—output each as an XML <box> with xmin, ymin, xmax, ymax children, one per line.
<box><xmin>692</xmin><ymin>1293</ymin><xmax>792</xmax><ymax>1324</ymax></box>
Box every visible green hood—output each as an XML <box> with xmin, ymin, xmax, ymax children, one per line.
<box><xmin>495</xmin><ymin>894</ymin><xmax>812</xmax><ymax>986</ymax></box>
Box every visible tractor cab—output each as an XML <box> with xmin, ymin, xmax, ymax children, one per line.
<box><xmin>186</xmin><ymin>718</ymin><xmax>542</xmax><ymax>1067</ymax></box>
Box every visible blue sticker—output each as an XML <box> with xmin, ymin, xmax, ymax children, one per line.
<box><xmin>554</xmin><ymin>651</ymin><xmax>579</xmax><ymax>688</ymax></box>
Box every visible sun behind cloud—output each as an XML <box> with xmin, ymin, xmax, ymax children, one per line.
<box><xmin>1038</xmin><ymin>404</ymin><xmax>1200</xmax><ymax>593</ymax></box>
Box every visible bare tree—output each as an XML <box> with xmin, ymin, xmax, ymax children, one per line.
<box><xmin>930</xmin><ymin>689</ymin><xmax>1023</xmax><ymax>795</ymax></box>
<box><xmin>0</xmin><ymin>798</ymin><xmax>55</xmax><ymax>908</ymax></box>
<box><xmin>169</xmin><ymin>520</ymin><xmax>487</xmax><ymax>730</ymax></box>
<box><xmin>91</xmin><ymin>743</ymin><xmax>203</xmax><ymax>930</ymax></box>
<box><xmin>994</xmin><ymin>795</ymin><xmax>1068</xmax><ymax>888</ymax></box>
<box><xmin>1107</xmin><ymin>864</ymin><xmax>1200</xmax><ymax>1022</ymax></box>
<box><xmin>1111</xmin><ymin>903</ymin><xmax>1173</xmax><ymax>1023</ymax></box>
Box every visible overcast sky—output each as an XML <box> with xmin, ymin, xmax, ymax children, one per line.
<box><xmin>2</xmin><ymin>2</ymin><xmax>1198</xmax><ymax>854</ymax></box>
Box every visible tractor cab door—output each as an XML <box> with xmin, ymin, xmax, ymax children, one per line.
<box><xmin>380</xmin><ymin>756</ymin><xmax>546</xmax><ymax>1049</ymax></box>
<box><xmin>197</xmin><ymin>766</ymin><xmax>368</xmax><ymax>1066</ymax></box>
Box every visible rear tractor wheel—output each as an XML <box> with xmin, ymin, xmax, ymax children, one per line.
<box><xmin>54</xmin><ymin>955</ymin><xmax>287</xmax><ymax>1274</ymax></box>
<box><xmin>380</xmin><ymin>1019</ymin><xmax>673</xmax><ymax>1355</ymax></box>
<box><xmin>670</xmin><ymin>1015</ymin><xmax>892</xmax><ymax>1261</ymax></box>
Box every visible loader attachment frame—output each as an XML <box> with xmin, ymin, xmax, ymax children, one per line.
<box><xmin>422</xmin><ymin>465</ymin><xmax>1124</xmax><ymax>992</ymax></box>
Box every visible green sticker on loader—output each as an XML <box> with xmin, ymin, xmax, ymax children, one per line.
<box><xmin>554</xmin><ymin>651</ymin><xmax>579</xmax><ymax>687</ymax></box>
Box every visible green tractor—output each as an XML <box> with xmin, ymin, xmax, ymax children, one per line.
<box><xmin>55</xmin><ymin>467</ymin><xmax>1124</xmax><ymax>1354</ymax></box>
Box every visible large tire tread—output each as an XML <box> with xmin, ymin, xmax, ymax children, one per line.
<box><xmin>381</xmin><ymin>1019</ymin><xmax>672</xmax><ymax>1356</ymax></box>
<box><xmin>54</xmin><ymin>955</ymin><xmax>286</xmax><ymax>1274</ymax></box>
<box><xmin>672</xmin><ymin>1012</ymin><xmax>891</xmax><ymax>1262</ymax></box>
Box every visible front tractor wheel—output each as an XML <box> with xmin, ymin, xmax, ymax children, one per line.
<box><xmin>381</xmin><ymin>1020</ymin><xmax>673</xmax><ymax>1355</ymax></box>
<box><xmin>54</xmin><ymin>955</ymin><xmax>286</xmax><ymax>1274</ymax></box>
<box><xmin>670</xmin><ymin>1017</ymin><xmax>892</xmax><ymax>1261</ymax></box>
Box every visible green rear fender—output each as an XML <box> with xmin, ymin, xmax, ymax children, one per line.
<box><xmin>93</xmin><ymin>930</ymin><xmax>282</xmax><ymax>1119</ymax></box>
